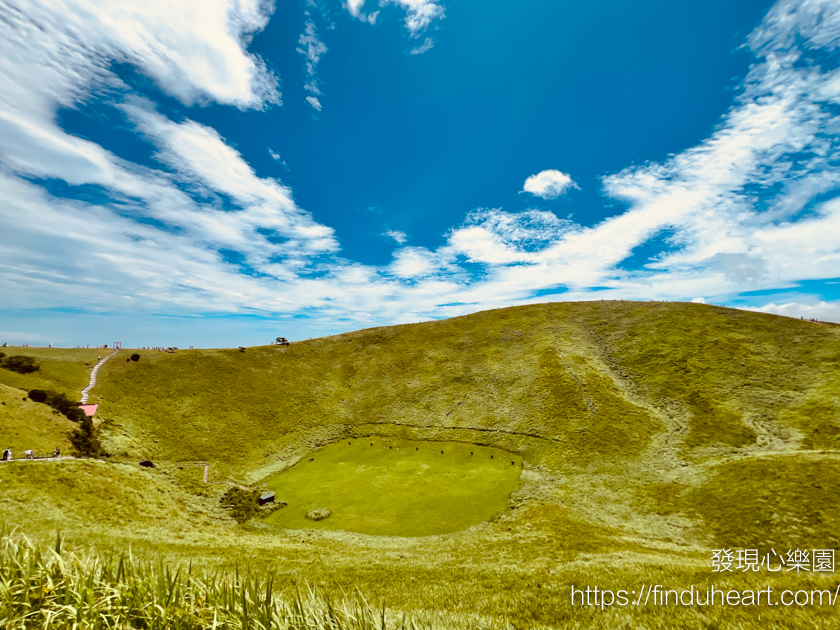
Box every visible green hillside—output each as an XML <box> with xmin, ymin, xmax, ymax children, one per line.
<box><xmin>0</xmin><ymin>384</ymin><xmax>76</xmax><ymax>456</ymax></box>
<box><xmin>1</xmin><ymin>301</ymin><xmax>839</xmax><ymax>628</ymax></box>
<box><xmin>0</xmin><ymin>347</ymin><xmax>105</xmax><ymax>396</ymax></box>
<box><xmin>94</xmin><ymin>300</ymin><xmax>840</xmax><ymax>479</ymax></box>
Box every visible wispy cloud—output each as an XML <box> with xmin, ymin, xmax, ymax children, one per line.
<box><xmin>346</xmin><ymin>0</ymin><xmax>442</xmax><ymax>37</ymax></box>
<box><xmin>409</xmin><ymin>38</ymin><xmax>434</xmax><ymax>55</ymax></box>
<box><xmin>383</xmin><ymin>0</ymin><xmax>445</xmax><ymax>36</ymax></box>
<box><xmin>1</xmin><ymin>0</ymin><xmax>840</xmax><ymax>334</ymax></box>
<box><xmin>0</xmin><ymin>0</ymin><xmax>337</xmax><ymax>314</ymax></box>
<box><xmin>297</xmin><ymin>19</ymin><xmax>328</xmax><ymax>107</ymax></box>
<box><xmin>384</xmin><ymin>230</ymin><xmax>408</xmax><ymax>244</ymax></box>
<box><xmin>305</xmin><ymin>95</ymin><xmax>323</xmax><ymax>112</ymax></box>
<box><xmin>0</xmin><ymin>0</ymin><xmax>279</xmax><ymax>112</ymax></box>
<box><xmin>268</xmin><ymin>148</ymin><xmax>288</xmax><ymax>168</ymax></box>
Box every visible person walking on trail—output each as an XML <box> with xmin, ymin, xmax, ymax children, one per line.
<box><xmin>24</xmin><ymin>449</ymin><xmax>33</xmax><ymax>460</ymax></box>
<box><xmin>52</xmin><ymin>447</ymin><xmax>61</xmax><ymax>458</ymax></box>
<box><xmin>2</xmin><ymin>448</ymin><xmax>10</xmax><ymax>461</ymax></box>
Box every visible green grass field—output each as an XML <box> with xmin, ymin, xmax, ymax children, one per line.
<box><xmin>1</xmin><ymin>301</ymin><xmax>839</xmax><ymax>628</ymax></box>
<box><xmin>263</xmin><ymin>439</ymin><xmax>522</xmax><ymax>536</ymax></box>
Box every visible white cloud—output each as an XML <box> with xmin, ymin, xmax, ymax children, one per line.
<box><xmin>0</xmin><ymin>0</ymin><xmax>279</xmax><ymax>111</ymax></box>
<box><xmin>522</xmin><ymin>170</ymin><xmax>578</xmax><ymax>199</ymax></box>
<box><xmin>390</xmin><ymin>247</ymin><xmax>436</xmax><ymax>278</ymax></box>
<box><xmin>346</xmin><ymin>0</ymin><xmax>366</xmax><ymax>17</ymax></box>
<box><xmin>410</xmin><ymin>38</ymin><xmax>434</xmax><ymax>55</ymax></box>
<box><xmin>297</xmin><ymin>20</ymin><xmax>328</xmax><ymax>99</ymax></box>
<box><xmin>306</xmin><ymin>95</ymin><xmax>323</xmax><ymax>111</ymax></box>
<box><xmin>268</xmin><ymin>148</ymin><xmax>287</xmax><ymax>168</ymax></box>
<box><xmin>344</xmin><ymin>0</ymin><xmax>379</xmax><ymax>25</ymax></box>
<box><xmin>691</xmin><ymin>297</ymin><xmax>707</xmax><ymax>304</ymax></box>
<box><xmin>298</xmin><ymin>21</ymin><xmax>328</xmax><ymax>74</ymax></box>
<box><xmin>2</xmin><ymin>0</ymin><xmax>840</xmax><ymax>335</ymax></box>
<box><xmin>747</xmin><ymin>300</ymin><xmax>840</xmax><ymax>323</ymax></box>
<box><xmin>383</xmin><ymin>0</ymin><xmax>446</xmax><ymax>36</ymax></box>
<box><xmin>446</xmin><ymin>209</ymin><xmax>572</xmax><ymax>265</ymax></box>
<box><xmin>384</xmin><ymin>230</ymin><xmax>408</xmax><ymax>244</ymax></box>
<box><xmin>347</xmin><ymin>0</ymin><xmax>443</xmax><ymax>36</ymax></box>
<box><xmin>426</xmin><ymin>0</ymin><xmax>840</xmax><ymax>311</ymax></box>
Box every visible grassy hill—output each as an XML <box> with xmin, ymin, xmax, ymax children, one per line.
<box><xmin>0</xmin><ymin>384</ymin><xmax>76</xmax><ymax>456</ymax></box>
<box><xmin>1</xmin><ymin>301</ymin><xmax>839</xmax><ymax>628</ymax></box>
<box><xmin>0</xmin><ymin>347</ymin><xmax>105</xmax><ymax>396</ymax></box>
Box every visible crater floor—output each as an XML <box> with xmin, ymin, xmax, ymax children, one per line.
<box><xmin>262</xmin><ymin>438</ymin><xmax>523</xmax><ymax>536</ymax></box>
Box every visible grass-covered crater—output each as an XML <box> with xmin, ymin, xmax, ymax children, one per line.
<box><xmin>3</xmin><ymin>302</ymin><xmax>840</xmax><ymax>628</ymax></box>
<box><xmin>262</xmin><ymin>439</ymin><xmax>522</xmax><ymax>536</ymax></box>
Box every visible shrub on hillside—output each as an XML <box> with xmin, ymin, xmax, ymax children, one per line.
<box><xmin>220</xmin><ymin>487</ymin><xmax>283</xmax><ymax>523</ymax></box>
<box><xmin>27</xmin><ymin>389</ymin><xmax>49</xmax><ymax>403</ymax></box>
<box><xmin>69</xmin><ymin>416</ymin><xmax>107</xmax><ymax>458</ymax></box>
<box><xmin>27</xmin><ymin>390</ymin><xmax>87</xmax><ymax>423</ymax></box>
<box><xmin>130</xmin><ymin>353</ymin><xmax>140</xmax><ymax>362</ymax></box>
<box><xmin>1</xmin><ymin>355</ymin><xmax>40</xmax><ymax>374</ymax></box>
<box><xmin>47</xmin><ymin>392</ymin><xmax>86</xmax><ymax>423</ymax></box>
<box><xmin>221</xmin><ymin>487</ymin><xmax>261</xmax><ymax>523</ymax></box>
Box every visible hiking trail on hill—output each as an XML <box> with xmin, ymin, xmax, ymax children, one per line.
<box><xmin>80</xmin><ymin>348</ymin><xmax>119</xmax><ymax>403</ymax></box>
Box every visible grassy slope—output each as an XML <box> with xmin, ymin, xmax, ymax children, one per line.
<box><xmin>0</xmin><ymin>347</ymin><xmax>105</xmax><ymax>457</ymax></box>
<box><xmin>0</xmin><ymin>347</ymin><xmax>104</xmax><ymax>398</ymax></box>
<box><xmin>95</xmin><ymin>302</ymin><xmax>672</xmax><ymax>475</ymax></box>
<box><xmin>0</xmin><ymin>384</ymin><xmax>76</xmax><ymax>455</ymax></box>
<box><xmin>1</xmin><ymin>301</ymin><xmax>839</xmax><ymax>628</ymax></box>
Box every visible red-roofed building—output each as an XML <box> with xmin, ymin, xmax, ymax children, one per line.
<box><xmin>78</xmin><ymin>404</ymin><xmax>98</xmax><ymax>417</ymax></box>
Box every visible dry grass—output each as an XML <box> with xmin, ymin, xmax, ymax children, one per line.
<box><xmin>0</xmin><ymin>530</ymin><xmax>426</xmax><ymax>630</ymax></box>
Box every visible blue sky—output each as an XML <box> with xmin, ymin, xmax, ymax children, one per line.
<box><xmin>1</xmin><ymin>0</ymin><xmax>840</xmax><ymax>348</ymax></box>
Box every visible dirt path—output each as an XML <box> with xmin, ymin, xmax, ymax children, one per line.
<box><xmin>0</xmin><ymin>456</ymin><xmax>76</xmax><ymax>464</ymax></box>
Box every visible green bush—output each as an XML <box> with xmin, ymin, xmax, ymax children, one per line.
<box><xmin>46</xmin><ymin>391</ymin><xmax>86</xmax><ymax>423</ymax></box>
<box><xmin>130</xmin><ymin>353</ymin><xmax>140</xmax><ymax>362</ymax></box>
<box><xmin>220</xmin><ymin>487</ymin><xmax>262</xmax><ymax>523</ymax></box>
<box><xmin>69</xmin><ymin>416</ymin><xmax>106</xmax><ymax>458</ymax></box>
<box><xmin>21</xmin><ymin>387</ymin><xmax>86</xmax><ymax>422</ymax></box>
<box><xmin>27</xmin><ymin>389</ymin><xmax>48</xmax><ymax>403</ymax></box>
<box><xmin>0</xmin><ymin>355</ymin><xmax>40</xmax><ymax>374</ymax></box>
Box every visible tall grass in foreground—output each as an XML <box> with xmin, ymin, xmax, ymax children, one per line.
<box><xmin>0</xmin><ymin>532</ymin><xmax>419</xmax><ymax>630</ymax></box>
